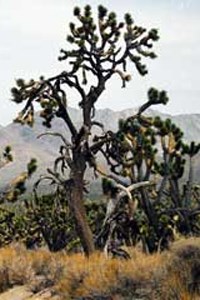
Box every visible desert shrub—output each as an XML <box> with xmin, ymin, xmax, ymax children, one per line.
<box><xmin>0</xmin><ymin>238</ymin><xmax>199</xmax><ymax>299</ymax></box>
<box><xmin>0</xmin><ymin>244</ymin><xmax>33</xmax><ymax>292</ymax></box>
<box><xmin>154</xmin><ymin>238</ymin><xmax>200</xmax><ymax>299</ymax></box>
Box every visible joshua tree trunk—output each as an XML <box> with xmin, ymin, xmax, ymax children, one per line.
<box><xmin>68</xmin><ymin>154</ymin><xmax>95</xmax><ymax>256</ymax></box>
<box><xmin>140</xmin><ymin>188</ymin><xmax>158</xmax><ymax>229</ymax></box>
<box><xmin>185</xmin><ymin>156</ymin><xmax>194</xmax><ymax>208</ymax></box>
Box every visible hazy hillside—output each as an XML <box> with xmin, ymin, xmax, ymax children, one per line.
<box><xmin>0</xmin><ymin>108</ymin><xmax>200</xmax><ymax>194</ymax></box>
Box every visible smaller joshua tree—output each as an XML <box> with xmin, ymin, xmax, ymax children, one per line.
<box><xmin>11</xmin><ymin>5</ymin><xmax>160</xmax><ymax>255</ymax></box>
<box><xmin>95</xmin><ymin>89</ymin><xmax>200</xmax><ymax>253</ymax></box>
<box><xmin>4</xmin><ymin>158</ymin><xmax>37</xmax><ymax>202</ymax></box>
<box><xmin>0</xmin><ymin>141</ymin><xmax>37</xmax><ymax>247</ymax></box>
<box><xmin>0</xmin><ymin>140</ymin><xmax>37</xmax><ymax>203</ymax></box>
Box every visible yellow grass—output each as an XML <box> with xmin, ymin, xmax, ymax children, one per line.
<box><xmin>0</xmin><ymin>238</ymin><xmax>199</xmax><ymax>299</ymax></box>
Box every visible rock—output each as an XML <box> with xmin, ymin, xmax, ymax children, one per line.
<box><xmin>0</xmin><ymin>286</ymin><xmax>59</xmax><ymax>300</ymax></box>
<box><xmin>0</xmin><ymin>286</ymin><xmax>32</xmax><ymax>300</ymax></box>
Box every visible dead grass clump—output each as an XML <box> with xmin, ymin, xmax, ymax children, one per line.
<box><xmin>154</xmin><ymin>237</ymin><xmax>200</xmax><ymax>299</ymax></box>
<box><xmin>29</xmin><ymin>249</ymin><xmax>64</xmax><ymax>294</ymax></box>
<box><xmin>0</xmin><ymin>244</ymin><xmax>33</xmax><ymax>292</ymax></box>
<box><xmin>55</xmin><ymin>248</ymin><xmax>164</xmax><ymax>299</ymax></box>
<box><xmin>171</xmin><ymin>238</ymin><xmax>200</xmax><ymax>295</ymax></box>
<box><xmin>0</xmin><ymin>238</ymin><xmax>199</xmax><ymax>299</ymax></box>
<box><xmin>75</xmin><ymin>254</ymin><xmax>120</xmax><ymax>297</ymax></box>
<box><xmin>55</xmin><ymin>252</ymin><xmax>89</xmax><ymax>299</ymax></box>
<box><xmin>0</xmin><ymin>244</ymin><xmax>64</xmax><ymax>295</ymax></box>
<box><xmin>108</xmin><ymin>248</ymin><xmax>164</xmax><ymax>299</ymax></box>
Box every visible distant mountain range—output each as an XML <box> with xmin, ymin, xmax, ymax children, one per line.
<box><xmin>0</xmin><ymin>107</ymin><xmax>200</xmax><ymax>195</ymax></box>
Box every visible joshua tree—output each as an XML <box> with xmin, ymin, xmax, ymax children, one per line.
<box><xmin>96</xmin><ymin>91</ymin><xmax>200</xmax><ymax>252</ymax></box>
<box><xmin>0</xmin><ymin>144</ymin><xmax>37</xmax><ymax>247</ymax></box>
<box><xmin>11</xmin><ymin>5</ymin><xmax>160</xmax><ymax>255</ymax></box>
<box><xmin>0</xmin><ymin>158</ymin><xmax>37</xmax><ymax>202</ymax></box>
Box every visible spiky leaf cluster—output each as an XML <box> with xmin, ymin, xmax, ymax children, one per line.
<box><xmin>3</xmin><ymin>146</ymin><xmax>13</xmax><ymax>163</ymax></box>
<box><xmin>138</xmin><ymin>88</ymin><xmax>169</xmax><ymax>115</ymax></box>
<box><xmin>59</xmin><ymin>5</ymin><xmax>159</xmax><ymax>84</ymax></box>
<box><xmin>24</xmin><ymin>193</ymin><xmax>76</xmax><ymax>252</ymax></box>
<box><xmin>100</xmin><ymin>89</ymin><xmax>169</xmax><ymax>179</ymax></box>
<box><xmin>11</xmin><ymin>5</ymin><xmax>161</xmax><ymax>133</ymax></box>
<box><xmin>182</xmin><ymin>141</ymin><xmax>200</xmax><ymax>157</ymax></box>
<box><xmin>5</xmin><ymin>158</ymin><xmax>37</xmax><ymax>202</ymax></box>
<box><xmin>102</xmin><ymin>177</ymin><xmax>119</xmax><ymax>198</ymax></box>
<box><xmin>150</xmin><ymin>117</ymin><xmax>186</xmax><ymax>179</ymax></box>
<box><xmin>0</xmin><ymin>146</ymin><xmax>13</xmax><ymax>169</ymax></box>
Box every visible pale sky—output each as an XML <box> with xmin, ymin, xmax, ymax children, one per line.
<box><xmin>0</xmin><ymin>0</ymin><xmax>200</xmax><ymax>125</ymax></box>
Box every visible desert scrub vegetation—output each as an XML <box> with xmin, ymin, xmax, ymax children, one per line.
<box><xmin>0</xmin><ymin>3</ymin><xmax>195</xmax><ymax>259</ymax></box>
<box><xmin>156</xmin><ymin>238</ymin><xmax>200</xmax><ymax>300</ymax></box>
<box><xmin>0</xmin><ymin>243</ymin><xmax>62</xmax><ymax>295</ymax></box>
<box><xmin>0</xmin><ymin>237</ymin><xmax>199</xmax><ymax>299</ymax></box>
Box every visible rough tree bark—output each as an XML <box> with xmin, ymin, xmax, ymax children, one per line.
<box><xmin>69</xmin><ymin>155</ymin><xmax>95</xmax><ymax>255</ymax></box>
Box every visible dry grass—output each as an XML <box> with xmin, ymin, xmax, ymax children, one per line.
<box><xmin>0</xmin><ymin>244</ymin><xmax>33</xmax><ymax>292</ymax></box>
<box><xmin>156</xmin><ymin>237</ymin><xmax>200</xmax><ymax>300</ymax></box>
<box><xmin>53</xmin><ymin>247</ymin><xmax>165</xmax><ymax>299</ymax></box>
<box><xmin>0</xmin><ymin>238</ymin><xmax>199</xmax><ymax>299</ymax></box>
<box><xmin>0</xmin><ymin>244</ymin><xmax>63</xmax><ymax>295</ymax></box>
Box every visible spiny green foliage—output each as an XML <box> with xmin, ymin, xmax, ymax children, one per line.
<box><xmin>11</xmin><ymin>5</ymin><xmax>159</xmax><ymax>128</ymax></box>
<box><xmin>5</xmin><ymin>158</ymin><xmax>37</xmax><ymax>202</ymax></box>
<box><xmin>182</xmin><ymin>141</ymin><xmax>200</xmax><ymax>157</ymax></box>
<box><xmin>0</xmin><ymin>194</ymin><xmax>69</xmax><ymax>250</ymax></box>
<box><xmin>0</xmin><ymin>193</ymin><xmax>106</xmax><ymax>252</ymax></box>
<box><xmin>0</xmin><ymin>146</ymin><xmax>12</xmax><ymax>169</ymax></box>
<box><xmin>102</xmin><ymin>178</ymin><xmax>118</xmax><ymax>198</ymax></box>
<box><xmin>24</xmin><ymin>193</ymin><xmax>76</xmax><ymax>251</ymax></box>
<box><xmin>0</xmin><ymin>143</ymin><xmax>37</xmax><ymax>203</ymax></box>
<box><xmin>0</xmin><ymin>144</ymin><xmax>38</xmax><ymax>247</ymax></box>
